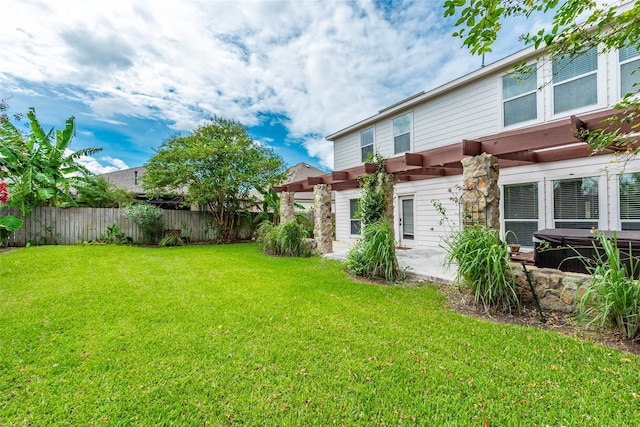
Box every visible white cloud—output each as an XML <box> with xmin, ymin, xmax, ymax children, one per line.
<box><xmin>1</xmin><ymin>0</ymin><xmax>524</xmax><ymax>168</ymax></box>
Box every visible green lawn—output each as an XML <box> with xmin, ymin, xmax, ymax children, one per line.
<box><xmin>1</xmin><ymin>244</ymin><xmax>638</xmax><ymax>425</ymax></box>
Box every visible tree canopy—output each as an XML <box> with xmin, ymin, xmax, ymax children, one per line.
<box><xmin>143</xmin><ymin>117</ymin><xmax>286</xmax><ymax>243</ymax></box>
<box><xmin>444</xmin><ymin>0</ymin><xmax>640</xmax><ymax>153</ymax></box>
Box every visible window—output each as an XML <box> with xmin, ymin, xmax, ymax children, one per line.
<box><xmin>620</xmin><ymin>45</ymin><xmax>640</xmax><ymax>97</ymax></box>
<box><xmin>349</xmin><ymin>199</ymin><xmax>361</xmax><ymax>235</ymax></box>
<box><xmin>360</xmin><ymin>128</ymin><xmax>374</xmax><ymax>162</ymax></box>
<box><xmin>620</xmin><ymin>173</ymin><xmax>640</xmax><ymax>230</ymax></box>
<box><xmin>393</xmin><ymin>113</ymin><xmax>411</xmax><ymax>154</ymax></box>
<box><xmin>552</xmin><ymin>47</ymin><xmax>598</xmax><ymax>114</ymax></box>
<box><xmin>504</xmin><ymin>183</ymin><xmax>538</xmax><ymax>246</ymax></box>
<box><xmin>502</xmin><ymin>65</ymin><xmax>537</xmax><ymax>126</ymax></box>
<box><xmin>553</xmin><ymin>177</ymin><xmax>599</xmax><ymax>229</ymax></box>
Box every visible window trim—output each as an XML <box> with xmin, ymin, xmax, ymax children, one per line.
<box><xmin>619</xmin><ymin>172</ymin><xmax>640</xmax><ymax>230</ymax></box>
<box><xmin>360</xmin><ymin>127</ymin><xmax>374</xmax><ymax>163</ymax></box>
<box><xmin>619</xmin><ymin>45</ymin><xmax>640</xmax><ymax>99</ymax></box>
<box><xmin>349</xmin><ymin>198</ymin><xmax>361</xmax><ymax>235</ymax></box>
<box><xmin>551</xmin><ymin>175</ymin><xmax>602</xmax><ymax>230</ymax></box>
<box><xmin>502</xmin><ymin>182</ymin><xmax>540</xmax><ymax>248</ymax></box>
<box><xmin>550</xmin><ymin>47</ymin><xmax>603</xmax><ymax>117</ymax></box>
<box><xmin>392</xmin><ymin>112</ymin><xmax>412</xmax><ymax>155</ymax></box>
<box><xmin>501</xmin><ymin>64</ymin><xmax>539</xmax><ymax>128</ymax></box>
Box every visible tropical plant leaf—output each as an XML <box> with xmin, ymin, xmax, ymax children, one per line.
<box><xmin>0</xmin><ymin>215</ymin><xmax>23</xmax><ymax>233</ymax></box>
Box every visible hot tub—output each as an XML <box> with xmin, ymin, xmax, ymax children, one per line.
<box><xmin>533</xmin><ymin>228</ymin><xmax>640</xmax><ymax>277</ymax></box>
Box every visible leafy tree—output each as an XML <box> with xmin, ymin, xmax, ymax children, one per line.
<box><xmin>0</xmin><ymin>108</ymin><xmax>102</xmax><ymax>216</ymax></box>
<box><xmin>444</xmin><ymin>0</ymin><xmax>640</xmax><ymax>154</ymax></box>
<box><xmin>143</xmin><ymin>117</ymin><xmax>286</xmax><ymax>243</ymax></box>
<box><xmin>76</xmin><ymin>176</ymin><xmax>134</xmax><ymax>208</ymax></box>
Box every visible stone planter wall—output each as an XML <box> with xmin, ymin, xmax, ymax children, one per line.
<box><xmin>512</xmin><ymin>263</ymin><xmax>591</xmax><ymax>313</ymax></box>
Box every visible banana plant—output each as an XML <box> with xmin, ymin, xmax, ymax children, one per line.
<box><xmin>0</xmin><ymin>108</ymin><xmax>102</xmax><ymax>216</ymax></box>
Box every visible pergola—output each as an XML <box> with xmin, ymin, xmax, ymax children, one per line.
<box><xmin>275</xmin><ymin>108</ymin><xmax>636</xmax><ymax>193</ymax></box>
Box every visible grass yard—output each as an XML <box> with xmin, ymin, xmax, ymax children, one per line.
<box><xmin>1</xmin><ymin>244</ymin><xmax>638</xmax><ymax>426</ymax></box>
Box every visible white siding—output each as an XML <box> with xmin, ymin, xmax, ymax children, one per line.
<box><xmin>333</xmin><ymin>132</ymin><xmax>361</xmax><ymax>171</ymax></box>
<box><xmin>335</xmin><ymin>188</ymin><xmax>362</xmax><ymax>242</ymax></box>
<box><xmin>413</xmin><ymin>78</ymin><xmax>500</xmax><ymax>151</ymax></box>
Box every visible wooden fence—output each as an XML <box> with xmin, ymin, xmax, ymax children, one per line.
<box><xmin>2</xmin><ymin>207</ymin><xmax>254</xmax><ymax>247</ymax></box>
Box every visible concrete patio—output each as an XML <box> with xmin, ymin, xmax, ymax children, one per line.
<box><xmin>324</xmin><ymin>240</ymin><xmax>456</xmax><ymax>284</ymax></box>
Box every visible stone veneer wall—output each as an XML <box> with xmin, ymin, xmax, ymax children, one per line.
<box><xmin>279</xmin><ymin>192</ymin><xmax>295</xmax><ymax>223</ymax></box>
<box><xmin>460</xmin><ymin>153</ymin><xmax>500</xmax><ymax>230</ymax></box>
<box><xmin>313</xmin><ymin>184</ymin><xmax>333</xmax><ymax>254</ymax></box>
<box><xmin>512</xmin><ymin>263</ymin><xmax>591</xmax><ymax>313</ymax></box>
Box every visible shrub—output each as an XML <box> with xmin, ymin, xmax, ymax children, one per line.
<box><xmin>99</xmin><ymin>223</ymin><xmax>128</xmax><ymax>245</ymax></box>
<box><xmin>443</xmin><ymin>223</ymin><xmax>519</xmax><ymax>313</ymax></box>
<box><xmin>122</xmin><ymin>203</ymin><xmax>164</xmax><ymax>244</ymax></box>
<box><xmin>159</xmin><ymin>234</ymin><xmax>184</xmax><ymax>247</ymax></box>
<box><xmin>347</xmin><ymin>220</ymin><xmax>404</xmax><ymax>282</ymax></box>
<box><xmin>578</xmin><ymin>231</ymin><xmax>640</xmax><ymax>340</ymax></box>
<box><xmin>255</xmin><ymin>220</ymin><xmax>313</xmax><ymax>257</ymax></box>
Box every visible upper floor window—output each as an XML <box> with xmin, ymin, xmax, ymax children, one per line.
<box><xmin>552</xmin><ymin>47</ymin><xmax>598</xmax><ymax>114</ymax></box>
<box><xmin>360</xmin><ymin>128</ymin><xmax>374</xmax><ymax>162</ymax></box>
<box><xmin>503</xmin><ymin>182</ymin><xmax>538</xmax><ymax>247</ymax></box>
<box><xmin>620</xmin><ymin>44</ymin><xmax>640</xmax><ymax>98</ymax></box>
<box><xmin>502</xmin><ymin>65</ymin><xmax>537</xmax><ymax>127</ymax></box>
<box><xmin>620</xmin><ymin>173</ymin><xmax>640</xmax><ymax>230</ymax></box>
<box><xmin>553</xmin><ymin>176</ymin><xmax>599</xmax><ymax>229</ymax></box>
<box><xmin>393</xmin><ymin>113</ymin><xmax>411</xmax><ymax>154</ymax></box>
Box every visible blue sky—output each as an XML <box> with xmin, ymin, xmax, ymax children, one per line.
<box><xmin>0</xmin><ymin>0</ymin><xmax>538</xmax><ymax>174</ymax></box>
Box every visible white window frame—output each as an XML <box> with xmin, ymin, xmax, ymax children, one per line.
<box><xmin>501</xmin><ymin>64</ymin><xmax>540</xmax><ymax>128</ymax></box>
<box><xmin>549</xmin><ymin>175</ymin><xmax>604</xmax><ymax>230</ymax></box>
<box><xmin>549</xmin><ymin>47</ymin><xmax>605</xmax><ymax>117</ymax></box>
<box><xmin>618</xmin><ymin>172</ymin><xmax>640</xmax><ymax>231</ymax></box>
<box><xmin>502</xmin><ymin>182</ymin><xmax>540</xmax><ymax>248</ymax></box>
<box><xmin>392</xmin><ymin>112</ymin><xmax>412</xmax><ymax>155</ymax></box>
<box><xmin>349</xmin><ymin>198</ymin><xmax>361</xmax><ymax>235</ymax></box>
<box><xmin>619</xmin><ymin>45</ymin><xmax>640</xmax><ymax>99</ymax></box>
<box><xmin>360</xmin><ymin>127</ymin><xmax>374</xmax><ymax>163</ymax></box>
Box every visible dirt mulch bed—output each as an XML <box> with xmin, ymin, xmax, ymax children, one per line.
<box><xmin>436</xmin><ymin>282</ymin><xmax>640</xmax><ymax>356</ymax></box>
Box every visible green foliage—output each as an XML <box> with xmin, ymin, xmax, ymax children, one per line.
<box><xmin>357</xmin><ymin>153</ymin><xmax>388</xmax><ymax>227</ymax></box>
<box><xmin>443</xmin><ymin>223</ymin><xmax>519</xmax><ymax>313</ymax></box>
<box><xmin>143</xmin><ymin>116</ymin><xmax>286</xmax><ymax>243</ymax></box>
<box><xmin>579</xmin><ymin>231</ymin><xmax>640</xmax><ymax>340</ymax></box>
<box><xmin>347</xmin><ymin>153</ymin><xmax>401</xmax><ymax>281</ymax></box>
<box><xmin>0</xmin><ymin>215</ymin><xmax>23</xmax><ymax>244</ymax></box>
<box><xmin>347</xmin><ymin>220</ymin><xmax>404</xmax><ymax>282</ymax></box>
<box><xmin>0</xmin><ymin>108</ymin><xmax>102</xmax><ymax>216</ymax></box>
<box><xmin>76</xmin><ymin>176</ymin><xmax>134</xmax><ymax>208</ymax></box>
<box><xmin>159</xmin><ymin>234</ymin><xmax>184</xmax><ymax>247</ymax></box>
<box><xmin>255</xmin><ymin>220</ymin><xmax>313</xmax><ymax>257</ymax></box>
<box><xmin>121</xmin><ymin>203</ymin><xmax>164</xmax><ymax>244</ymax></box>
<box><xmin>444</xmin><ymin>0</ymin><xmax>640</xmax><ymax>154</ymax></box>
<box><xmin>99</xmin><ymin>223</ymin><xmax>128</xmax><ymax>245</ymax></box>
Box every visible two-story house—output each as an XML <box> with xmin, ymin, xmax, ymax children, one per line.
<box><xmin>277</xmin><ymin>38</ymin><xmax>640</xmax><ymax>252</ymax></box>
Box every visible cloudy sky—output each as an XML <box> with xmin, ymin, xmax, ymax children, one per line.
<box><xmin>1</xmin><ymin>0</ymin><xmax>534</xmax><ymax>174</ymax></box>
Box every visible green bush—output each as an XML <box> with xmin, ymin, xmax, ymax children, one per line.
<box><xmin>255</xmin><ymin>220</ymin><xmax>313</xmax><ymax>257</ymax></box>
<box><xmin>159</xmin><ymin>234</ymin><xmax>184</xmax><ymax>247</ymax></box>
<box><xmin>579</xmin><ymin>231</ymin><xmax>640</xmax><ymax>340</ymax></box>
<box><xmin>347</xmin><ymin>220</ymin><xmax>403</xmax><ymax>282</ymax></box>
<box><xmin>443</xmin><ymin>223</ymin><xmax>519</xmax><ymax>313</ymax></box>
<box><xmin>122</xmin><ymin>203</ymin><xmax>164</xmax><ymax>244</ymax></box>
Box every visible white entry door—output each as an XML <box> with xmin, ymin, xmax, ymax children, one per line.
<box><xmin>399</xmin><ymin>197</ymin><xmax>415</xmax><ymax>248</ymax></box>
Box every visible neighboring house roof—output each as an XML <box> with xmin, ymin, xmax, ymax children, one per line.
<box><xmin>286</xmin><ymin>162</ymin><xmax>327</xmax><ymax>183</ymax></box>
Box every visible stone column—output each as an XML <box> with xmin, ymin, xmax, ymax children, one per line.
<box><xmin>460</xmin><ymin>153</ymin><xmax>500</xmax><ymax>231</ymax></box>
<box><xmin>313</xmin><ymin>184</ymin><xmax>333</xmax><ymax>254</ymax></box>
<box><xmin>279</xmin><ymin>192</ymin><xmax>295</xmax><ymax>224</ymax></box>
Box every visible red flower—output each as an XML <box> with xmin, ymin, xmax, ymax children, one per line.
<box><xmin>0</xmin><ymin>181</ymin><xmax>9</xmax><ymax>204</ymax></box>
